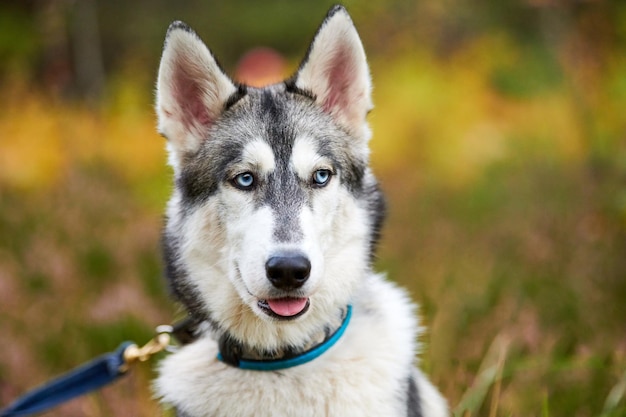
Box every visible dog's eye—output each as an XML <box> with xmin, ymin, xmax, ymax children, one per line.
<box><xmin>312</xmin><ymin>169</ymin><xmax>332</xmax><ymax>187</ymax></box>
<box><xmin>232</xmin><ymin>172</ymin><xmax>255</xmax><ymax>190</ymax></box>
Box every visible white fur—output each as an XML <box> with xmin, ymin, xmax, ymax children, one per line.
<box><xmin>156</xmin><ymin>275</ymin><xmax>448</xmax><ymax>417</ymax></box>
<box><xmin>241</xmin><ymin>138</ymin><xmax>276</xmax><ymax>174</ymax></box>
<box><xmin>291</xmin><ymin>135</ymin><xmax>332</xmax><ymax>180</ymax></box>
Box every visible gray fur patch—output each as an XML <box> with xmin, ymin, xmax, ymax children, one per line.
<box><xmin>407</xmin><ymin>373</ymin><xmax>422</xmax><ymax>417</ymax></box>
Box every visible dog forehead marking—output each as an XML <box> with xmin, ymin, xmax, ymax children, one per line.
<box><xmin>291</xmin><ymin>135</ymin><xmax>327</xmax><ymax>179</ymax></box>
<box><xmin>241</xmin><ymin>138</ymin><xmax>276</xmax><ymax>174</ymax></box>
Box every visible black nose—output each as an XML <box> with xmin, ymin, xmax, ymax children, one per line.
<box><xmin>265</xmin><ymin>253</ymin><xmax>311</xmax><ymax>290</ymax></box>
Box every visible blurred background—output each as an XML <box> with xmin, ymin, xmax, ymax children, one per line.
<box><xmin>1</xmin><ymin>0</ymin><xmax>625</xmax><ymax>416</ymax></box>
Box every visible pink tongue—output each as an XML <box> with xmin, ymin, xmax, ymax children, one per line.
<box><xmin>267</xmin><ymin>298</ymin><xmax>308</xmax><ymax>317</ymax></box>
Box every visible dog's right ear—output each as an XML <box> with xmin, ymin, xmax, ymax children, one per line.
<box><xmin>156</xmin><ymin>22</ymin><xmax>237</xmax><ymax>168</ymax></box>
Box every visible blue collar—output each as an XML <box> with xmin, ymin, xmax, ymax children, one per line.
<box><xmin>217</xmin><ymin>305</ymin><xmax>352</xmax><ymax>371</ymax></box>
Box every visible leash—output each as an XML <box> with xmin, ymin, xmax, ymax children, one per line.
<box><xmin>0</xmin><ymin>325</ymin><xmax>174</xmax><ymax>417</ymax></box>
<box><xmin>1</xmin><ymin>306</ymin><xmax>352</xmax><ymax>416</ymax></box>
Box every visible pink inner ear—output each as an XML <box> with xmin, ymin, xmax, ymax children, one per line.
<box><xmin>172</xmin><ymin>66</ymin><xmax>212</xmax><ymax>132</ymax></box>
<box><xmin>322</xmin><ymin>46</ymin><xmax>356</xmax><ymax>115</ymax></box>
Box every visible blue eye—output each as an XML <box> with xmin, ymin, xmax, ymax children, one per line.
<box><xmin>312</xmin><ymin>169</ymin><xmax>332</xmax><ymax>187</ymax></box>
<box><xmin>233</xmin><ymin>172</ymin><xmax>255</xmax><ymax>190</ymax></box>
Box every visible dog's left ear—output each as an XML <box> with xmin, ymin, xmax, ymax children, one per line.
<box><xmin>292</xmin><ymin>5</ymin><xmax>372</xmax><ymax>141</ymax></box>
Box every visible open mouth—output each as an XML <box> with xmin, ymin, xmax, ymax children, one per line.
<box><xmin>258</xmin><ymin>297</ymin><xmax>310</xmax><ymax>320</ymax></box>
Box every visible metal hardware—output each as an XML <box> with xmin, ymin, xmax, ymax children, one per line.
<box><xmin>121</xmin><ymin>325</ymin><xmax>173</xmax><ymax>371</ymax></box>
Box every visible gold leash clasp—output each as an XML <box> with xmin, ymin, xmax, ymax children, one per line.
<box><xmin>121</xmin><ymin>325</ymin><xmax>173</xmax><ymax>371</ymax></box>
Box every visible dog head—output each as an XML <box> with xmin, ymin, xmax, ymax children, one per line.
<box><xmin>156</xmin><ymin>5</ymin><xmax>384</xmax><ymax>350</ymax></box>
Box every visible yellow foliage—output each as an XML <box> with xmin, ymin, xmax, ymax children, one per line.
<box><xmin>369</xmin><ymin>36</ymin><xmax>587</xmax><ymax>188</ymax></box>
<box><xmin>1</xmin><ymin>92</ymin><xmax>66</xmax><ymax>189</ymax></box>
<box><xmin>0</xmin><ymin>82</ymin><xmax>165</xmax><ymax>191</ymax></box>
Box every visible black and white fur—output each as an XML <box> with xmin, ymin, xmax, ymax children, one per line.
<box><xmin>154</xmin><ymin>5</ymin><xmax>448</xmax><ymax>417</ymax></box>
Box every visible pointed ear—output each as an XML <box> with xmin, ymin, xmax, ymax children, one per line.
<box><xmin>293</xmin><ymin>6</ymin><xmax>373</xmax><ymax>140</ymax></box>
<box><xmin>156</xmin><ymin>21</ymin><xmax>238</xmax><ymax>165</ymax></box>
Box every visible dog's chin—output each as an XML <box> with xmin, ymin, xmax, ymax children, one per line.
<box><xmin>257</xmin><ymin>297</ymin><xmax>310</xmax><ymax>321</ymax></box>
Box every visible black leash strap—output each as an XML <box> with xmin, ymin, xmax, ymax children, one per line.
<box><xmin>1</xmin><ymin>342</ymin><xmax>131</xmax><ymax>417</ymax></box>
<box><xmin>1</xmin><ymin>326</ymin><xmax>173</xmax><ymax>417</ymax></box>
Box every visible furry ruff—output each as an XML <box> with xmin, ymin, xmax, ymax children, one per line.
<box><xmin>154</xmin><ymin>5</ymin><xmax>448</xmax><ymax>417</ymax></box>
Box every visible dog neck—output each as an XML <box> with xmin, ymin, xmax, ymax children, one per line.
<box><xmin>217</xmin><ymin>305</ymin><xmax>352</xmax><ymax>371</ymax></box>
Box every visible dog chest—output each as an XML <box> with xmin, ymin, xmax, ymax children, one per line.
<box><xmin>155</xmin><ymin>306</ymin><xmax>415</xmax><ymax>416</ymax></box>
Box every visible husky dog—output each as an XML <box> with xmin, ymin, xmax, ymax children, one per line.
<box><xmin>154</xmin><ymin>5</ymin><xmax>448</xmax><ymax>417</ymax></box>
